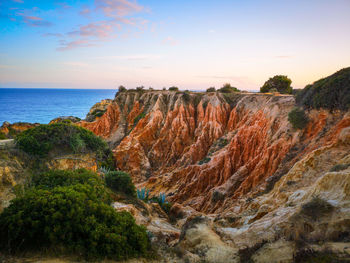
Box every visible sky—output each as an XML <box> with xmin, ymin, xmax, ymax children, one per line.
<box><xmin>0</xmin><ymin>0</ymin><xmax>349</xmax><ymax>90</ymax></box>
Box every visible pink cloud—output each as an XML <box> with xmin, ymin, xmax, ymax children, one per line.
<box><xmin>163</xmin><ymin>36</ymin><xmax>178</xmax><ymax>46</ymax></box>
<box><xmin>23</xmin><ymin>15</ymin><xmax>42</xmax><ymax>21</ymax></box>
<box><xmin>12</xmin><ymin>0</ymin><xmax>24</xmax><ymax>3</ymax></box>
<box><xmin>68</xmin><ymin>22</ymin><xmax>114</xmax><ymax>38</ymax></box>
<box><xmin>57</xmin><ymin>39</ymin><xmax>96</xmax><ymax>51</ymax></box>
<box><xmin>95</xmin><ymin>0</ymin><xmax>144</xmax><ymax>17</ymax></box>
<box><xmin>80</xmin><ymin>8</ymin><xmax>91</xmax><ymax>16</ymax></box>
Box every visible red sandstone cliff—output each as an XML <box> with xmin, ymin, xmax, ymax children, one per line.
<box><xmin>80</xmin><ymin>91</ymin><xmax>350</xmax><ymax>215</ymax></box>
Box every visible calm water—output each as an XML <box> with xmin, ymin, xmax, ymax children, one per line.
<box><xmin>0</xmin><ymin>88</ymin><xmax>116</xmax><ymax>124</ymax></box>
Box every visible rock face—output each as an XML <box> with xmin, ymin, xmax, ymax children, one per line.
<box><xmin>85</xmin><ymin>99</ymin><xmax>113</xmax><ymax>122</ymax></box>
<box><xmin>80</xmin><ymin>91</ymin><xmax>350</xmax><ymax>214</ymax></box>
<box><xmin>0</xmin><ymin>121</ymin><xmax>39</xmax><ymax>138</ymax></box>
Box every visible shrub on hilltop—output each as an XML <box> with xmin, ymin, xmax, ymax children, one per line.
<box><xmin>169</xmin><ymin>86</ymin><xmax>179</xmax><ymax>91</ymax></box>
<box><xmin>218</xmin><ymin>83</ymin><xmax>240</xmax><ymax>93</ymax></box>
<box><xmin>206</xmin><ymin>87</ymin><xmax>216</xmax><ymax>92</ymax></box>
<box><xmin>296</xmin><ymin>67</ymin><xmax>350</xmax><ymax>111</ymax></box>
<box><xmin>0</xmin><ymin>169</ymin><xmax>150</xmax><ymax>260</ymax></box>
<box><xmin>260</xmin><ymin>75</ymin><xmax>293</xmax><ymax>94</ymax></box>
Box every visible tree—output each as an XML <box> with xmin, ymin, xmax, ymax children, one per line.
<box><xmin>206</xmin><ymin>87</ymin><xmax>216</xmax><ymax>92</ymax></box>
<box><xmin>260</xmin><ymin>75</ymin><xmax>293</xmax><ymax>94</ymax></box>
<box><xmin>169</xmin><ymin>86</ymin><xmax>179</xmax><ymax>91</ymax></box>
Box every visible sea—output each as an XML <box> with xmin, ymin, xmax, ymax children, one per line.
<box><xmin>0</xmin><ymin>88</ymin><xmax>117</xmax><ymax>124</ymax></box>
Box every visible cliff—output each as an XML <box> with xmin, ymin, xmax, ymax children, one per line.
<box><xmin>80</xmin><ymin>91</ymin><xmax>350</xmax><ymax>212</ymax></box>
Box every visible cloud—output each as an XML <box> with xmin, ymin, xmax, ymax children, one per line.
<box><xmin>42</xmin><ymin>33</ymin><xmax>63</xmax><ymax>37</ymax></box>
<box><xmin>68</xmin><ymin>21</ymin><xmax>115</xmax><ymax>38</ymax></box>
<box><xmin>95</xmin><ymin>0</ymin><xmax>144</xmax><ymax>17</ymax></box>
<box><xmin>16</xmin><ymin>14</ymin><xmax>53</xmax><ymax>27</ymax></box>
<box><xmin>163</xmin><ymin>36</ymin><xmax>177</xmax><ymax>46</ymax></box>
<box><xmin>57</xmin><ymin>39</ymin><xmax>96</xmax><ymax>51</ymax></box>
<box><xmin>12</xmin><ymin>0</ymin><xmax>23</xmax><ymax>3</ymax></box>
<box><xmin>93</xmin><ymin>54</ymin><xmax>161</xmax><ymax>60</ymax></box>
<box><xmin>80</xmin><ymin>8</ymin><xmax>91</xmax><ymax>16</ymax></box>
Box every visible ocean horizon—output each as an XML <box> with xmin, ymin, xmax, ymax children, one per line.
<box><xmin>0</xmin><ymin>88</ymin><xmax>117</xmax><ymax>124</ymax></box>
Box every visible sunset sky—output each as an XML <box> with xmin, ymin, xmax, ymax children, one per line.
<box><xmin>0</xmin><ymin>0</ymin><xmax>349</xmax><ymax>90</ymax></box>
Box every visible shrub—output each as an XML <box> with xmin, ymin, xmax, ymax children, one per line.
<box><xmin>206</xmin><ymin>87</ymin><xmax>216</xmax><ymax>92</ymax></box>
<box><xmin>136</xmin><ymin>86</ymin><xmax>144</xmax><ymax>91</ymax></box>
<box><xmin>169</xmin><ymin>86</ymin><xmax>179</xmax><ymax>91</ymax></box>
<box><xmin>182</xmin><ymin>91</ymin><xmax>191</xmax><ymax>104</ymax></box>
<box><xmin>296</xmin><ymin>67</ymin><xmax>350</xmax><ymax>111</ymax></box>
<box><xmin>91</xmin><ymin>109</ymin><xmax>107</xmax><ymax>117</ymax></box>
<box><xmin>288</xmin><ymin>107</ymin><xmax>308</xmax><ymax>129</ymax></box>
<box><xmin>105</xmin><ymin>171</ymin><xmax>136</xmax><ymax>197</ymax></box>
<box><xmin>330</xmin><ymin>163</ymin><xmax>350</xmax><ymax>172</ymax></box>
<box><xmin>0</xmin><ymin>169</ymin><xmax>150</xmax><ymax>260</ymax></box>
<box><xmin>134</xmin><ymin>112</ymin><xmax>146</xmax><ymax>126</ymax></box>
<box><xmin>218</xmin><ymin>83</ymin><xmax>240</xmax><ymax>93</ymax></box>
<box><xmin>300</xmin><ymin>197</ymin><xmax>334</xmax><ymax>219</ymax></box>
<box><xmin>0</xmin><ymin>132</ymin><xmax>6</xmax><ymax>140</ymax></box>
<box><xmin>118</xmin><ymin>85</ymin><xmax>127</xmax><ymax>92</ymax></box>
<box><xmin>137</xmin><ymin>188</ymin><xmax>150</xmax><ymax>201</ymax></box>
<box><xmin>198</xmin><ymin>157</ymin><xmax>211</xmax><ymax>165</ymax></box>
<box><xmin>260</xmin><ymin>75</ymin><xmax>293</xmax><ymax>94</ymax></box>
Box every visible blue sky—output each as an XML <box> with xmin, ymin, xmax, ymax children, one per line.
<box><xmin>0</xmin><ymin>0</ymin><xmax>349</xmax><ymax>90</ymax></box>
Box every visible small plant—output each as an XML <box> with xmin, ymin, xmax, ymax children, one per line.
<box><xmin>0</xmin><ymin>132</ymin><xmax>6</xmax><ymax>140</ymax></box>
<box><xmin>98</xmin><ymin>166</ymin><xmax>111</xmax><ymax>175</ymax></box>
<box><xmin>105</xmin><ymin>171</ymin><xmax>136</xmax><ymax>197</ymax></box>
<box><xmin>134</xmin><ymin>112</ymin><xmax>146</xmax><ymax>126</ymax></box>
<box><xmin>118</xmin><ymin>85</ymin><xmax>127</xmax><ymax>92</ymax></box>
<box><xmin>137</xmin><ymin>187</ymin><xmax>150</xmax><ymax>201</ymax></box>
<box><xmin>218</xmin><ymin>83</ymin><xmax>240</xmax><ymax>93</ymax></box>
<box><xmin>169</xmin><ymin>86</ymin><xmax>179</xmax><ymax>91</ymax></box>
<box><xmin>300</xmin><ymin>196</ymin><xmax>334</xmax><ymax>219</ymax></box>
<box><xmin>288</xmin><ymin>107</ymin><xmax>308</xmax><ymax>129</ymax></box>
<box><xmin>330</xmin><ymin>163</ymin><xmax>350</xmax><ymax>172</ymax></box>
<box><xmin>198</xmin><ymin>157</ymin><xmax>211</xmax><ymax>165</ymax></box>
<box><xmin>206</xmin><ymin>87</ymin><xmax>216</xmax><ymax>92</ymax></box>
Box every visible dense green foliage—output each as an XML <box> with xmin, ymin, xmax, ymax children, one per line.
<box><xmin>0</xmin><ymin>169</ymin><xmax>149</xmax><ymax>260</ymax></box>
<box><xmin>168</xmin><ymin>86</ymin><xmax>179</xmax><ymax>91</ymax></box>
<box><xmin>260</xmin><ymin>75</ymin><xmax>293</xmax><ymax>94</ymax></box>
<box><xmin>288</xmin><ymin>108</ymin><xmax>308</xmax><ymax>129</ymax></box>
<box><xmin>105</xmin><ymin>171</ymin><xmax>136</xmax><ymax>197</ymax></box>
<box><xmin>206</xmin><ymin>87</ymin><xmax>216</xmax><ymax>92</ymax></box>
<box><xmin>0</xmin><ymin>132</ymin><xmax>6</xmax><ymax>140</ymax></box>
<box><xmin>218</xmin><ymin>83</ymin><xmax>240</xmax><ymax>93</ymax></box>
<box><xmin>296</xmin><ymin>67</ymin><xmax>350</xmax><ymax>111</ymax></box>
<box><xmin>118</xmin><ymin>85</ymin><xmax>127</xmax><ymax>92</ymax></box>
<box><xmin>15</xmin><ymin>123</ymin><xmax>114</xmax><ymax>168</ymax></box>
<box><xmin>198</xmin><ymin>157</ymin><xmax>211</xmax><ymax>165</ymax></box>
<box><xmin>91</xmin><ymin>109</ymin><xmax>107</xmax><ymax>117</ymax></box>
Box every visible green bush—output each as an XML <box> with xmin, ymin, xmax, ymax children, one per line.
<box><xmin>134</xmin><ymin>112</ymin><xmax>146</xmax><ymax>126</ymax></box>
<box><xmin>118</xmin><ymin>85</ymin><xmax>127</xmax><ymax>92</ymax></box>
<box><xmin>0</xmin><ymin>169</ymin><xmax>149</xmax><ymax>260</ymax></box>
<box><xmin>198</xmin><ymin>157</ymin><xmax>211</xmax><ymax>165</ymax></box>
<box><xmin>330</xmin><ymin>163</ymin><xmax>350</xmax><ymax>172</ymax></box>
<box><xmin>218</xmin><ymin>83</ymin><xmax>240</xmax><ymax>93</ymax></box>
<box><xmin>0</xmin><ymin>132</ymin><xmax>6</xmax><ymax>140</ymax></box>
<box><xmin>169</xmin><ymin>86</ymin><xmax>179</xmax><ymax>91</ymax></box>
<box><xmin>260</xmin><ymin>75</ymin><xmax>293</xmax><ymax>94</ymax></box>
<box><xmin>105</xmin><ymin>171</ymin><xmax>136</xmax><ymax>197</ymax></box>
<box><xmin>288</xmin><ymin>108</ymin><xmax>308</xmax><ymax>129</ymax></box>
<box><xmin>206</xmin><ymin>87</ymin><xmax>216</xmax><ymax>92</ymax></box>
<box><xmin>296</xmin><ymin>67</ymin><xmax>350</xmax><ymax>111</ymax></box>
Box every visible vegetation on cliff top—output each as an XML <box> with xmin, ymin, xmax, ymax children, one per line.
<box><xmin>15</xmin><ymin>123</ymin><xmax>115</xmax><ymax>169</ymax></box>
<box><xmin>105</xmin><ymin>170</ymin><xmax>136</xmax><ymax>197</ymax></box>
<box><xmin>0</xmin><ymin>169</ymin><xmax>150</xmax><ymax>260</ymax></box>
<box><xmin>260</xmin><ymin>75</ymin><xmax>293</xmax><ymax>94</ymax></box>
<box><xmin>296</xmin><ymin>67</ymin><xmax>350</xmax><ymax>111</ymax></box>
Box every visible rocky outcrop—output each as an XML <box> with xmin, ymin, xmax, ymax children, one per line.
<box><xmin>80</xmin><ymin>91</ymin><xmax>350</xmax><ymax>215</ymax></box>
<box><xmin>0</xmin><ymin>121</ymin><xmax>38</xmax><ymax>138</ymax></box>
<box><xmin>85</xmin><ymin>99</ymin><xmax>113</xmax><ymax>122</ymax></box>
<box><xmin>49</xmin><ymin>116</ymin><xmax>81</xmax><ymax>124</ymax></box>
